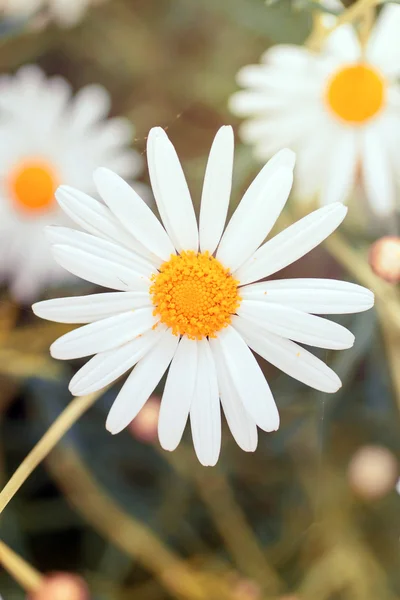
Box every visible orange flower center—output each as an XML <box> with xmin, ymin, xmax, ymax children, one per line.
<box><xmin>9</xmin><ymin>160</ymin><xmax>58</xmax><ymax>213</ymax></box>
<box><xmin>150</xmin><ymin>251</ymin><xmax>241</xmax><ymax>340</ymax></box>
<box><xmin>326</xmin><ymin>64</ymin><xmax>385</xmax><ymax>124</ymax></box>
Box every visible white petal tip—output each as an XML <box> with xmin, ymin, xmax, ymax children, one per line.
<box><xmin>198</xmin><ymin>458</ymin><xmax>218</xmax><ymax>468</ymax></box>
<box><xmin>279</xmin><ymin>148</ymin><xmax>296</xmax><ymax>169</ymax></box>
<box><xmin>93</xmin><ymin>166</ymin><xmax>115</xmax><ymax>184</ymax></box>
<box><xmin>55</xmin><ymin>184</ymin><xmax>75</xmax><ymax>201</ymax></box>
<box><xmin>105</xmin><ymin>419</ymin><xmax>120</xmax><ymax>435</ymax></box>
<box><xmin>49</xmin><ymin>344</ymin><xmax>59</xmax><ymax>359</ymax></box>
<box><xmin>218</xmin><ymin>124</ymin><xmax>234</xmax><ymax>136</ymax></box>
<box><xmin>148</xmin><ymin>126</ymin><xmax>168</xmax><ymax>142</ymax></box>
<box><xmin>159</xmin><ymin>439</ymin><xmax>179</xmax><ymax>453</ymax></box>
<box><xmin>31</xmin><ymin>302</ymin><xmax>41</xmax><ymax>317</ymax></box>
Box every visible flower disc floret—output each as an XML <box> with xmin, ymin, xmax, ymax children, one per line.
<box><xmin>326</xmin><ymin>64</ymin><xmax>385</xmax><ymax>124</ymax></box>
<box><xmin>150</xmin><ymin>251</ymin><xmax>241</xmax><ymax>340</ymax></box>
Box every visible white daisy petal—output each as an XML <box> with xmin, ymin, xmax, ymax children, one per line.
<box><xmin>52</xmin><ymin>245</ymin><xmax>151</xmax><ymax>292</ymax></box>
<box><xmin>32</xmin><ymin>291</ymin><xmax>151</xmax><ymax>324</ymax></box>
<box><xmin>240</xmin><ymin>279</ymin><xmax>374</xmax><ymax>314</ymax></box>
<box><xmin>217</xmin><ymin>166</ymin><xmax>293</xmax><ymax>271</ymax></box>
<box><xmin>228</xmin><ymin>91</ymin><xmax>280</xmax><ymax>116</ymax></box>
<box><xmin>361</xmin><ymin>125</ymin><xmax>396</xmax><ymax>217</ymax></box>
<box><xmin>55</xmin><ymin>186</ymin><xmax>154</xmax><ymax>260</ymax></box>
<box><xmin>261</xmin><ymin>44</ymin><xmax>313</xmax><ymax>68</ymax></box>
<box><xmin>50</xmin><ymin>308</ymin><xmax>156</xmax><ymax>360</ymax></box>
<box><xmin>158</xmin><ymin>336</ymin><xmax>198</xmax><ymax>452</ymax></box>
<box><xmin>199</xmin><ymin>126</ymin><xmax>234</xmax><ymax>254</ymax></box>
<box><xmin>233</xmin><ymin>316</ymin><xmax>341</xmax><ymax>393</ymax></box>
<box><xmin>238</xmin><ymin>300</ymin><xmax>354</xmax><ymax>350</ymax></box>
<box><xmin>322</xmin><ymin>24</ymin><xmax>361</xmax><ymax>61</ymax></box>
<box><xmin>211</xmin><ymin>339</ymin><xmax>258</xmax><ymax>452</ymax></box>
<box><xmin>236</xmin><ymin>203</ymin><xmax>347</xmax><ymax>285</ymax></box>
<box><xmin>210</xmin><ymin>326</ymin><xmax>279</xmax><ymax>432</ymax></box>
<box><xmin>93</xmin><ymin>167</ymin><xmax>175</xmax><ymax>262</ymax></box>
<box><xmin>106</xmin><ymin>329</ymin><xmax>179</xmax><ymax>435</ymax></box>
<box><xmin>69</xmin><ymin>84</ymin><xmax>111</xmax><ymax>130</ymax></box>
<box><xmin>69</xmin><ymin>326</ymin><xmax>165</xmax><ymax>396</ymax></box>
<box><xmin>319</xmin><ymin>128</ymin><xmax>358</xmax><ymax>205</ymax></box>
<box><xmin>0</xmin><ymin>64</ymin><xmax>145</xmax><ymax>302</ymax></box>
<box><xmin>366</xmin><ymin>4</ymin><xmax>400</xmax><ymax>77</ymax></box>
<box><xmin>45</xmin><ymin>226</ymin><xmax>156</xmax><ymax>277</ymax></box>
<box><xmin>147</xmin><ymin>127</ymin><xmax>199</xmax><ymax>252</ymax></box>
<box><xmin>190</xmin><ymin>339</ymin><xmax>221</xmax><ymax>467</ymax></box>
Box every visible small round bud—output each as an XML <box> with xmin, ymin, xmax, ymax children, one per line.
<box><xmin>31</xmin><ymin>573</ymin><xmax>89</xmax><ymax>600</ymax></box>
<box><xmin>348</xmin><ymin>445</ymin><xmax>398</xmax><ymax>500</ymax></box>
<box><xmin>369</xmin><ymin>236</ymin><xmax>400</xmax><ymax>283</ymax></box>
<box><xmin>128</xmin><ymin>395</ymin><xmax>160</xmax><ymax>443</ymax></box>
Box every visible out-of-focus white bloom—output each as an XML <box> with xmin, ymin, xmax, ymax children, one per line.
<box><xmin>230</xmin><ymin>4</ymin><xmax>400</xmax><ymax>217</ymax></box>
<box><xmin>33</xmin><ymin>126</ymin><xmax>374</xmax><ymax>466</ymax></box>
<box><xmin>0</xmin><ymin>0</ymin><xmax>105</xmax><ymax>27</ymax></box>
<box><xmin>0</xmin><ymin>65</ymin><xmax>143</xmax><ymax>302</ymax></box>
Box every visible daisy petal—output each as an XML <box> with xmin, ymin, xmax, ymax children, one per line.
<box><xmin>210</xmin><ymin>326</ymin><xmax>279</xmax><ymax>432</ymax></box>
<box><xmin>236</xmin><ymin>203</ymin><xmax>347</xmax><ymax>285</ymax></box>
<box><xmin>190</xmin><ymin>339</ymin><xmax>221</xmax><ymax>467</ymax></box>
<box><xmin>217</xmin><ymin>166</ymin><xmax>293</xmax><ymax>271</ymax></box>
<box><xmin>106</xmin><ymin>329</ymin><xmax>179</xmax><ymax>435</ymax></box>
<box><xmin>238</xmin><ymin>300</ymin><xmax>354</xmax><ymax>350</ymax></box>
<box><xmin>320</xmin><ymin>128</ymin><xmax>357</xmax><ymax>205</ymax></box>
<box><xmin>69</xmin><ymin>84</ymin><xmax>111</xmax><ymax>130</ymax></box>
<box><xmin>199</xmin><ymin>126</ymin><xmax>234</xmax><ymax>254</ymax></box>
<box><xmin>240</xmin><ymin>279</ymin><xmax>374</xmax><ymax>314</ymax></box>
<box><xmin>323</xmin><ymin>24</ymin><xmax>361</xmax><ymax>62</ymax></box>
<box><xmin>69</xmin><ymin>326</ymin><xmax>165</xmax><ymax>396</ymax></box>
<box><xmin>211</xmin><ymin>340</ymin><xmax>257</xmax><ymax>452</ymax></box>
<box><xmin>158</xmin><ymin>336</ymin><xmax>198</xmax><ymax>452</ymax></box>
<box><xmin>229</xmin><ymin>91</ymin><xmax>279</xmax><ymax>116</ymax></box>
<box><xmin>233</xmin><ymin>316</ymin><xmax>341</xmax><ymax>393</ymax></box>
<box><xmin>50</xmin><ymin>308</ymin><xmax>156</xmax><ymax>360</ymax></box>
<box><xmin>56</xmin><ymin>186</ymin><xmax>153</xmax><ymax>260</ymax></box>
<box><xmin>147</xmin><ymin>127</ymin><xmax>198</xmax><ymax>252</ymax></box>
<box><xmin>32</xmin><ymin>292</ymin><xmax>151</xmax><ymax>324</ymax></box>
<box><xmin>93</xmin><ymin>167</ymin><xmax>175</xmax><ymax>262</ymax></box>
<box><xmin>367</xmin><ymin>4</ymin><xmax>400</xmax><ymax>77</ymax></box>
<box><xmin>52</xmin><ymin>245</ymin><xmax>151</xmax><ymax>292</ymax></box>
<box><xmin>361</xmin><ymin>125</ymin><xmax>395</xmax><ymax>217</ymax></box>
<box><xmin>45</xmin><ymin>226</ymin><xmax>156</xmax><ymax>277</ymax></box>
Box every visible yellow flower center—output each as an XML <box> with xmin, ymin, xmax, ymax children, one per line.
<box><xmin>8</xmin><ymin>159</ymin><xmax>58</xmax><ymax>213</ymax></box>
<box><xmin>326</xmin><ymin>64</ymin><xmax>385</xmax><ymax>124</ymax></box>
<box><xmin>150</xmin><ymin>251</ymin><xmax>241</xmax><ymax>340</ymax></box>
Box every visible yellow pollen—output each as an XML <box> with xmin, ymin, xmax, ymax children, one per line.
<box><xmin>325</xmin><ymin>64</ymin><xmax>385</xmax><ymax>124</ymax></box>
<box><xmin>8</xmin><ymin>159</ymin><xmax>58</xmax><ymax>214</ymax></box>
<box><xmin>150</xmin><ymin>251</ymin><xmax>241</xmax><ymax>340</ymax></box>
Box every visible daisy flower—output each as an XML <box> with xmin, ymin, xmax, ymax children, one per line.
<box><xmin>229</xmin><ymin>3</ymin><xmax>400</xmax><ymax>216</ymax></box>
<box><xmin>33</xmin><ymin>126</ymin><xmax>374</xmax><ymax>466</ymax></box>
<box><xmin>0</xmin><ymin>0</ymin><xmax>105</xmax><ymax>27</ymax></box>
<box><xmin>0</xmin><ymin>65</ymin><xmax>142</xmax><ymax>301</ymax></box>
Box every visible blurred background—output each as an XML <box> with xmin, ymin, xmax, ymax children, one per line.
<box><xmin>0</xmin><ymin>1</ymin><xmax>399</xmax><ymax>599</ymax></box>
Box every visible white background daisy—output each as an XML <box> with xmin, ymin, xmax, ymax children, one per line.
<box><xmin>229</xmin><ymin>4</ymin><xmax>400</xmax><ymax>216</ymax></box>
<box><xmin>33</xmin><ymin>126</ymin><xmax>374</xmax><ymax>466</ymax></box>
<box><xmin>0</xmin><ymin>65</ymin><xmax>143</xmax><ymax>301</ymax></box>
<box><xmin>0</xmin><ymin>0</ymin><xmax>105</xmax><ymax>27</ymax></box>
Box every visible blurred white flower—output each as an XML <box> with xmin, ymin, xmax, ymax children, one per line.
<box><xmin>0</xmin><ymin>0</ymin><xmax>105</xmax><ymax>27</ymax></box>
<box><xmin>229</xmin><ymin>4</ymin><xmax>400</xmax><ymax>216</ymax></box>
<box><xmin>33</xmin><ymin>126</ymin><xmax>374</xmax><ymax>466</ymax></box>
<box><xmin>0</xmin><ymin>65</ymin><xmax>143</xmax><ymax>302</ymax></box>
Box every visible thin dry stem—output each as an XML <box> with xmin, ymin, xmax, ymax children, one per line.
<box><xmin>0</xmin><ymin>540</ymin><xmax>43</xmax><ymax>593</ymax></box>
<box><xmin>0</xmin><ymin>390</ymin><xmax>103</xmax><ymax>514</ymax></box>
<box><xmin>47</xmin><ymin>447</ymin><xmax>231</xmax><ymax>600</ymax></box>
<box><xmin>162</xmin><ymin>446</ymin><xmax>283</xmax><ymax>594</ymax></box>
<box><xmin>307</xmin><ymin>0</ymin><xmax>382</xmax><ymax>51</ymax></box>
